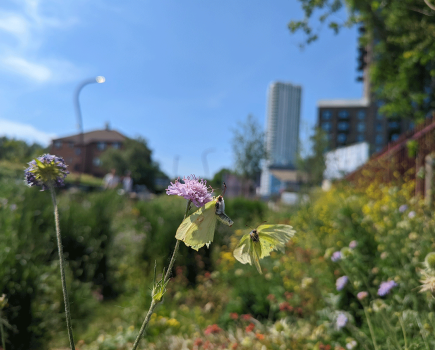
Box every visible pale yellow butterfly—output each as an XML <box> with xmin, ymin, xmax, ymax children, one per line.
<box><xmin>233</xmin><ymin>224</ymin><xmax>295</xmax><ymax>274</ymax></box>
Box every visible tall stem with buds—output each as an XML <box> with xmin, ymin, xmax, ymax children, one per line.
<box><xmin>131</xmin><ymin>200</ymin><xmax>191</xmax><ymax>350</ymax></box>
<box><xmin>49</xmin><ymin>186</ymin><xmax>75</xmax><ymax>350</ymax></box>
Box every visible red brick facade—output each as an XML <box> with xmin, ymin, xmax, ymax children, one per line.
<box><xmin>50</xmin><ymin>129</ymin><xmax>127</xmax><ymax>177</ymax></box>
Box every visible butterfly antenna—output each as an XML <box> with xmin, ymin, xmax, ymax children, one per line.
<box><xmin>255</xmin><ymin>220</ymin><xmax>267</xmax><ymax>230</ymax></box>
<box><xmin>245</xmin><ymin>224</ymin><xmax>255</xmax><ymax>231</ymax></box>
<box><xmin>222</xmin><ymin>182</ymin><xmax>227</xmax><ymax>197</ymax></box>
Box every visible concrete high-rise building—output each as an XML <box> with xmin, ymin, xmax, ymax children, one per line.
<box><xmin>260</xmin><ymin>82</ymin><xmax>302</xmax><ymax>196</ymax></box>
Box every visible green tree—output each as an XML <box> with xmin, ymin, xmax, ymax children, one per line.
<box><xmin>100</xmin><ymin>137</ymin><xmax>167</xmax><ymax>192</ymax></box>
<box><xmin>231</xmin><ymin>115</ymin><xmax>267</xmax><ymax>182</ymax></box>
<box><xmin>289</xmin><ymin>0</ymin><xmax>435</xmax><ymax>121</ymax></box>
<box><xmin>297</xmin><ymin>127</ymin><xmax>328</xmax><ymax>186</ymax></box>
<box><xmin>208</xmin><ymin>167</ymin><xmax>234</xmax><ymax>191</ymax></box>
<box><xmin>0</xmin><ymin>137</ymin><xmax>46</xmax><ymax>163</ymax></box>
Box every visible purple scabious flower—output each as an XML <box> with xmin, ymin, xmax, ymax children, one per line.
<box><xmin>408</xmin><ymin>211</ymin><xmax>416</xmax><ymax>219</ymax></box>
<box><xmin>357</xmin><ymin>291</ymin><xmax>368</xmax><ymax>300</ymax></box>
<box><xmin>25</xmin><ymin>154</ymin><xmax>69</xmax><ymax>191</ymax></box>
<box><xmin>349</xmin><ymin>240</ymin><xmax>358</xmax><ymax>249</ymax></box>
<box><xmin>166</xmin><ymin>175</ymin><xmax>213</xmax><ymax>207</ymax></box>
<box><xmin>331</xmin><ymin>251</ymin><xmax>342</xmax><ymax>262</ymax></box>
<box><xmin>399</xmin><ymin>204</ymin><xmax>408</xmax><ymax>213</ymax></box>
<box><xmin>336</xmin><ymin>313</ymin><xmax>348</xmax><ymax>329</ymax></box>
<box><xmin>377</xmin><ymin>280</ymin><xmax>398</xmax><ymax>296</ymax></box>
<box><xmin>336</xmin><ymin>276</ymin><xmax>348</xmax><ymax>291</ymax></box>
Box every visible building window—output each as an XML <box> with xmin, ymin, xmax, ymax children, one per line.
<box><xmin>93</xmin><ymin>157</ymin><xmax>102</xmax><ymax>166</ymax></box>
<box><xmin>357</xmin><ymin>122</ymin><xmax>366</xmax><ymax>132</ymax></box>
<box><xmin>376</xmin><ymin>122</ymin><xmax>383</xmax><ymax>132</ymax></box>
<box><xmin>357</xmin><ymin>134</ymin><xmax>365</xmax><ymax>142</ymax></box>
<box><xmin>337</xmin><ymin>133</ymin><xmax>347</xmax><ymax>143</ymax></box>
<box><xmin>388</xmin><ymin>121</ymin><xmax>400</xmax><ymax>129</ymax></box>
<box><xmin>391</xmin><ymin>133</ymin><xmax>400</xmax><ymax>141</ymax></box>
<box><xmin>54</xmin><ymin>141</ymin><xmax>62</xmax><ymax>149</ymax></box>
<box><xmin>322</xmin><ymin>110</ymin><xmax>332</xmax><ymax>120</ymax></box>
<box><xmin>112</xmin><ymin>142</ymin><xmax>121</xmax><ymax>149</ymax></box>
<box><xmin>97</xmin><ymin>142</ymin><xmax>106</xmax><ymax>151</ymax></box>
<box><xmin>337</xmin><ymin>121</ymin><xmax>349</xmax><ymax>131</ymax></box>
<box><xmin>338</xmin><ymin>110</ymin><xmax>349</xmax><ymax>119</ymax></box>
<box><xmin>376</xmin><ymin>113</ymin><xmax>383</xmax><ymax>121</ymax></box>
<box><xmin>68</xmin><ymin>142</ymin><xmax>74</xmax><ymax>148</ymax></box>
<box><xmin>375</xmin><ymin>134</ymin><xmax>383</xmax><ymax>145</ymax></box>
<box><xmin>357</xmin><ymin>110</ymin><xmax>366</xmax><ymax>120</ymax></box>
<box><xmin>75</xmin><ymin>148</ymin><xmax>81</xmax><ymax>155</ymax></box>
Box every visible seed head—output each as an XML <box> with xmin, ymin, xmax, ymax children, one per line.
<box><xmin>25</xmin><ymin>154</ymin><xmax>69</xmax><ymax>191</ymax></box>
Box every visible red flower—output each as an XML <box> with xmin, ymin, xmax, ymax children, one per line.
<box><xmin>245</xmin><ymin>323</ymin><xmax>255</xmax><ymax>332</ymax></box>
<box><xmin>231</xmin><ymin>344</ymin><xmax>238</xmax><ymax>350</ymax></box>
<box><xmin>204</xmin><ymin>271</ymin><xmax>211</xmax><ymax>279</ymax></box>
<box><xmin>230</xmin><ymin>312</ymin><xmax>239</xmax><ymax>320</ymax></box>
<box><xmin>241</xmin><ymin>314</ymin><xmax>252</xmax><ymax>321</ymax></box>
<box><xmin>279</xmin><ymin>302</ymin><xmax>293</xmax><ymax>312</ymax></box>
<box><xmin>256</xmin><ymin>333</ymin><xmax>265</xmax><ymax>340</ymax></box>
<box><xmin>267</xmin><ymin>294</ymin><xmax>275</xmax><ymax>301</ymax></box>
<box><xmin>194</xmin><ymin>338</ymin><xmax>203</xmax><ymax>346</ymax></box>
<box><xmin>284</xmin><ymin>291</ymin><xmax>293</xmax><ymax>300</ymax></box>
<box><xmin>203</xmin><ymin>340</ymin><xmax>211</xmax><ymax>349</ymax></box>
<box><xmin>204</xmin><ymin>324</ymin><xmax>222</xmax><ymax>335</ymax></box>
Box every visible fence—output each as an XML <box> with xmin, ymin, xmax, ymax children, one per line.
<box><xmin>346</xmin><ymin>116</ymin><xmax>435</xmax><ymax>199</ymax></box>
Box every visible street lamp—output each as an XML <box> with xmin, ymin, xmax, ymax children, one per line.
<box><xmin>73</xmin><ymin>76</ymin><xmax>105</xmax><ymax>180</ymax></box>
<box><xmin>202</xmin><ymin>148</ymin><xmax>215</xmax><ymax>179</ymax></box>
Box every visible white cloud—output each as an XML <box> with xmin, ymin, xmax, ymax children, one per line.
<box><xmin>0</xmin><ymin>118</ymin><xmax>56</xmax><ymax>146</ymax></box>
<box><xmin>2</xmin><ymin>56</ymin><xmax>51</xmax><ymax>81</ymax></box>
<box><xmin>0</xmin><ymin>0</ymin><xmax>80</xmax><ymax>82</ymax></box>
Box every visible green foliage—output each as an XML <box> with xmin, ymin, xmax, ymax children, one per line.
<box><xmin>297</xmin><ymin>127</ymin><xmax>328</xmax><ymax>186</ymax></box>
<box><xmin>0</xmin><ymin>137</ymin><xmax>46</xmax><ymax>163</ymax></box>
<box><xmin>231</xmin><ymin>115</ymin><xmax>267</xmax><ymax>181</ymax></box>
<box><xmin>289</xmin><ymin>0</ymin><xmax>435</xmax><ymax>120</ymax></box>
<box><xmin>100</xmin><ymin>137</ymin><xmax>167</xmax><ymax>192</ymax></box>
<box><xmin>208</xmin><ymin>168</ymin><xmax>233</xmax><ymax>191</ymax></box>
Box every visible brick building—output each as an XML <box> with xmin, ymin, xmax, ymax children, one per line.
<box><xmin>317</xmin><ymin>99</ymin><xmax>413</xmax><ymax>154</ymax></box>
<box><xmin>50</xmin><ymin>127</ymin><xmax>127</xmax><ymax>177</ymax></box>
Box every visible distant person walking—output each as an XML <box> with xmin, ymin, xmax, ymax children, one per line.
<box><xmin>103</xmin><ymin>169</ymin><xmax>119</xmax><ymax>189</ymax></box>
<box><xmin>123</xmin><ymin>170</ymin><xmax>133</xmax><ymax>193</ymax></box>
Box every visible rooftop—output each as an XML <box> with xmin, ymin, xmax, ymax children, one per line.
<box><xmin>52</xmin><ymin>129</ymin><xmax>127</xmax><ymax>145</ymax></box>
<box><xmin>317</xmin><ymin>98</ymin><xmax>370</xmax><ymax>108</ymax></box>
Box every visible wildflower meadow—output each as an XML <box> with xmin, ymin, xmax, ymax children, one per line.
<box><xmin>1</xmin><ymin>154</ymin><xmax>435</xmax><ymax>350</ymax></box>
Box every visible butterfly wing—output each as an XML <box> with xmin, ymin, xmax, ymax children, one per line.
<box><xmin>233</xmin><ymin>234</ymin><xmax>263</xmax><ymax>274</ymax></box>
<box><xmin>257</xmin><ymin>224</ymin><xmax>295</xmax><ymax>258</ymax></box>
<box><xmin>175</xmin><ymin>200</ymin><xmax>217</xmax><ymax>251</ymax></box>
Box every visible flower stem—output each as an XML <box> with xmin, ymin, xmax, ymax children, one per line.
<box><xmin>49</xmin><ymin>186</ymin><xmax>75</xmax><ymax>350</ymax></box>
<box><xmin>131</xmin><ymin>199</ymin><xmax>191</xmax><ymax>350</ymax></box>
<box><xmin>363</xmin><ymin>307</ymin><xmax>379</xmax><ymax>350</ymax></box>
<box><xmin>1</xmin><ymin>314</ymin><xmax>6</xmax><ymax>350</ymax></box>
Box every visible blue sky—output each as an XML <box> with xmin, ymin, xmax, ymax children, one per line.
<box><xmin>0</xmin><ymin>0</ymin><xmax>362</xmax><ymax>179</ymax></box>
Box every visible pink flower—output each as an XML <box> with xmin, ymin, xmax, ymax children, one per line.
<box><xmin>166</xmin><ymin>175</ymin><xmax>212</xmax><ymax>207</ymax></box>
<box><xmin>357</xmin><ymin>291</ymin><xmax>368</xmax><ymax>300</ymax></box>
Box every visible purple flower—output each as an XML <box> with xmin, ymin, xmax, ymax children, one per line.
<box><xmin>349</xmin><ymin>240</ymin><xmax>358</xmax><ymax>249</ymax></box>
<box><xmin>166</xmin><ymin>175</ymin><xmax>213</xmax><ymax>207</ymax></box>
<box><xmin>408</xmin><ymin>211</ymin><xmax>416</xmax><ymax>219</ymax></box>
<box><xmin>357</xmin><ymin>291</ymin><xmax>368</xmax><ymax>300</ymax></box>
<box><xmin>378</xmin><ymin>280</ymin><xmax>398</xmax><ymax>296</ymax></box>
<box><xmin>336</xmin><ymin>276</ymin><xmax>348</xmax><ymax>291</ymax></box>
<box><xmin>25</xmin><ymin>154</ymin><xmax>69</xmax><ymax>191</ymax></box>
<box><xmin>331</xmin><ymin>251</ymin><xmax>342</xmax><ymax>262</ymax></box>
<box><xmin>336</xmin><ymin>313</ymin><xmax>348</xmax><ymax>329</ymax></box>
<box><xmin>399</xmin><ymin>204</ymin><xmax>408</xmax><ymax>213</ymax></box>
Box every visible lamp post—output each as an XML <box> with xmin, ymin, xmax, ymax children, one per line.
<box><xmin>202</xmin><ymin>148</ymin><xmax>215</xmax><ymax>179</ymax></box>
<box><xmin>73</xmin><ymin>76</ymin><xmax>105</xmax><ymax>182</ymax></box>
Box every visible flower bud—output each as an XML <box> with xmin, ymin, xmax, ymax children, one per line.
<box><xmin>425</xmin><ymin>252</ymin><xmax>435</xmax><ymax>271</ymax></box>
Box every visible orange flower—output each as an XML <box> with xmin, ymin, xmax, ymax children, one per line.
<box><xmin>194</xmin><ymin>338</ymin><xmax>203</xmax><ymax>346</ymax></box>
<box><xmin>245</xmin><ymin>323</ymin><xmax>255</xmax><ymax>332</ymax></box>
<box><xmin>256</xmin><ymin>333</ymin><xmax>265</xmax><ymax>340</ymax></box>
<box><xmin>230</xmin><ymin>312</ymin><xmax>239</xmax><ymax>320</ymax></box>
<box><xmin>204</xmin><ymin>324</ymin><xmax>222</xmax><ymax>335</ymax></box>
<box><xmin>241</xmin><ymin>314</ymin><xmax>252</xmax><ymax>321</ymax></box>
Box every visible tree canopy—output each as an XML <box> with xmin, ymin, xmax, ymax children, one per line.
<box><xmin>289</xmin><ymin>0</ymin><xmax>435</xmax><ymax>122</ymax></box>
<box><xmin>100</xmin><ymin>137</ymin><xmax>167</xmax><ymax>192</ymax></box>
<box><xmin>231</xmin><ymin>115</ymin><xmax>267</xmax><ymax>181</ymax></box>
